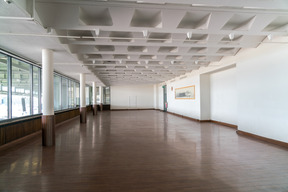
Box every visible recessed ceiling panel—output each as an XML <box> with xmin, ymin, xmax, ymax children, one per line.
<box><xmin>95</xmin><ymin>45</ymin><xmax>115</xmax><ymax>52</ymax></box>
<box><xmin>127</xmin><ymin>46</ymin><xmax>147</xmax><ymax>52</ymax></box>
<box><xmin>130</xmin><ymin>9</ymin><xmax>162</xmax><ymax>28</ymax></box>
<box><xmin>110</xmin><ymin>31</ymin><xmax>133</xmax><ymax>42</ymax></box>
<box><xmin>177</xmin><ymin>12</ymin><xmax>211</xmax><ymax>29</ymax></box>
<box><xmin>189</xmin><ymin>47</ymin><xmax>207</xmax><ymax>53</ymax></box>
<box><xmin>263</xmin><ymin>16</ymin><xmax>288</xmax><ymax>32</ymax></box>
<box><xmin>79</xmin><ymin>7</ymin><xmax>113</xmax><ymax>26</ymax></box>
<box><xmin>158</xmin><ymin>47</ymin><xmax>178</xmax><ymax>53</ymax></box>
<box><xmin>222</xmin><ymin>14</ymin><xmax>256</xmax><ymax>30</ymax></box>
<box><xmin>184</xmin><ymin>34</ymin><xmax>208</xmax><ymax>44</ymax></box>
<box><xmin>147</xmin><ymin>33</ymin><xmax>171</xmax><ymax>43</ymax></box>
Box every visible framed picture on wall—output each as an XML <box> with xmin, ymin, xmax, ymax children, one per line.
<box><xmin>175</xmin><ymin>85</ymin><xmax>195</xmax><ymax>99</ymax></box>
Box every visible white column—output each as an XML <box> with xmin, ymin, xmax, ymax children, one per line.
<box><xmin>80</xmin><ymin>73</ymin><xmax>86</xmax><ymax>108</ymax></box>
<box><xmin>99</xmin><ymin>86</ymin><xmax>103</xmax><ymax>104</ymax></box>
<box><xmin>42</xmin><ymin>49</ymin><xmax>55</xmax><ymax>146</ymax></box>
<box><xmin>92</xmin><ymin>82</ymin><xmax>97</xmax><ymax>105</ymax></box>
<box><xmin>42</xmin><ymin>49</ymin><xmax>54</xmax><ymax>115</ymax></box>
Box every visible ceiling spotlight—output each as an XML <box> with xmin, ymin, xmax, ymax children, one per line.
<box><xmin>187</xmin><ymin>32</ymin><xmax>192</xmax><ymax>39</ymax></box>
<box><xmin>95</xmin><ymin>28</ymin><xmax>100</xmax><ymax>36</ymax></box>
<box><xmin>3</xmin><ymin>0</ymin><xmax>12</xmax><ymax>4</ymax></box>
<box><xmin>171</xmin><ymin>60</ymin><xmax>174</xmax><ymax>64</ymax></box>
<box><xmin>119</xmin><ymin>59</ymin><xmax>122</xmax><ymax>64</ymax></box>
<box><xmin>93</xmin><ymin>60</ymin><xmax>95</xmax><ymax>64</ymax></box>
<box><xmin>142</xmin><ymin>30</ymin><xmax>148</xmax><ymax>38</ymax></box>
<box><xmin>228</xmin><ymin>33</ymin><xmax>234</xmax><ymax>41</ymax></box>
<box><xmin>195</xmin><ymin>60</ymin><xmax>199</xmax><ymax>65</ymax></box>
<box><xmin>145</xmin><ymin>60</ymin><xmax>149</xmax><ymax>64</ymax></box>
<box><xmin>267</xmin><ymin>34</ymin><xmax>272</xmax><ymax>41</ymax></box>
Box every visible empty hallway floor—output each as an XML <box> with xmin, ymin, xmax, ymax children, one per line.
<box><xmin>0</xmin><ymin>110</ymin><xmax>288</xmax><ymax>192</ymax></box>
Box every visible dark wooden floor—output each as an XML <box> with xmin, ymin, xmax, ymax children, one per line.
<box><xmin>1</xmin><ymin>110</ymin><xmax>288</xmax><ymax>192</ymax></box>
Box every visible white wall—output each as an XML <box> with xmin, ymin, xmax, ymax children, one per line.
<box><xmin>157</xmin><ymin>85</ymin><xmax>164</xmax><ymax>110</ymax></box>
<box><xmin>210</xmin><ymin>67</ymin><xmax>237</xmax><ymax>125</ymax></box>
<box><xmin>236</xmin><ymin>44</ymin><xmax>288</xmax><ymax>143</ymax></box>
<box><xmin>110</xmin><ymin>84</ymin><xmax>154</xmax><ymax>109</ymax></box>
<box><xmin>200</xmin><ymin>74</ymin><xmax>210</xmax><ymax>120</ymax></box>
<box><xmin>153</xmin><ymin>84</ymin><xmax>159</xmax><ymax>109</ymax></box>
<box><xmin>166</xmin><ymin>75</ymin><xmax>200</xmax><ymax>119</ymax></box>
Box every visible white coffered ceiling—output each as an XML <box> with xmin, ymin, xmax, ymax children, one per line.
<box><xmin>1</xmin><ymin>0</ymin><xmax>288</xmax><ymax>85</ymax></box>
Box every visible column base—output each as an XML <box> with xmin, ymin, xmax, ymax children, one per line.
<box><xmin>93</xmin><ymin>104</ymin><xmax>97</xmax><ymax>115</ymax></box>
<box><xmin>42</xmin><ymin>115</ymin><xmax>55</xmax><ymax>146</ymax></box>
<box><xmin>100</xmin><ymin>103</ymin><xmax>103</xmax><ymax>111</ymax></box>
<box><xmin>80</xmin><ymin>107</ymin><xmax>87</xmax><ymax>123</ymax></box>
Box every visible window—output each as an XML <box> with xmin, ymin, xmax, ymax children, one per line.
<box><xmin>89</xmin><ymin>86</ymin><xmax>92</xmax><ymax>105</ymax></box>
<box><xmin>68</xmin><ymin>80</ymin><xmax>74</xmax><ymax>108</ymax></box>
<box><xmin>86</xmin><ymin>86</ymin><xmax>89</xmax><ymax>106</ymax></box>
<box><xmin>33</xmin><ymin>66</ymin><xmax>40</xmax><ymax>114</ymax></box>
<box><xmin>103</xmin><ymin>87</ymin><xmax>110</xmax><ymax>104</ymax></box>
<box><xmin>0</xmin><ymin>50</ymin><xmax>82</xmax><ymax>121</ymax></box>
<box><xmin>0</xmin><ymin>53</ymin><xmax>8</xmax><ymax>120</ymax></box>
<box><xmin>75</xmin><ymin>83</ymin><xmax>80</xmax><ymax>107</ymax></box>
<box><xmin>61</xmin><ymin>77</ymin><xmax>68</xmax><ymax>109</ymax></box>
<box><xmin>54</xmin><ymin>75</ymin><xmax>61</xmax><ymax>111</ymax></box>
<box><xmin>96</xmin><ymin>87</ymin><xmax>100</xmax><ymax>104</ymax></box>
<box><xmin>11</xmin><ymin>59</ymin><xmax>31</xmax><ymax>118</ymax></box>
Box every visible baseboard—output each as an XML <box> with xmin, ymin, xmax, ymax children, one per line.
<box><xmin>210</xmin><ymin>120</ymin><xmax>238</xmax><ymax>129</ymax></box>
<box><xmin>111</xmin><ymin>108</ymin><xmax>154</xmax><ymax>111</ymax></box>
<box><xmin>166</xmin><ymin>111</ymin><xmax>237</xmax><ymax>129</ymax></box>
<box><xmin>0</xmin><ymin>131</ymin><xmax>42</xmax><ymax>152</ymax></box>
<box><xmin>167</xmin><ymin>111</ymin><xmax>200</xmax><ymax>122</ymax></box>
<box><xmin>237</xmin><ymin>130</ymin><xmax>288</xmax><ymax>149</ymax></box>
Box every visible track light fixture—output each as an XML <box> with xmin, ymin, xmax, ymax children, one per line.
<box><xmin>267</xmin><ymin>34</ymin><xmax>272</xmax><ymax>41</ymax></box>
<box><xmin>195</xmin><ymin>60</ymin><xmax>198</xmax><ymax>65</ymax></box>
<box><xmin>142</xmin><ymin>30</ymin><xmax>148</xmax><ymax>38</ymax></box>
<box><xmin>3</xmin><ymin>0</ymin><xmax>12</xmax><ymax>4</ymax></box>
<box><xmin>95</xmin><ymin>28</ymin><xmax>100</xmax><ymax>37</ymax></box>
<box><xmin>228</xmin><ymin>33</ymin><xmax>234</xmax><ymax>41</ymax></box>
<box><xmin>187</xmin><ymin>32</ymin><xmax>192</xmax><ymax>39</ymax></box>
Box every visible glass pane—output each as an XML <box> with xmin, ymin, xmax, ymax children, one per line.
<box><xmin>89</xmin><ymin>86</ymin><xmax>92</xmax><ymax>105</ymax></box>
<box><xmin>68</xmin><ymin>80</ymin><xmax>74</xmax><ymax>108</ymax></box>
<box><xmin>54</xmin><ymin>75</ymin><xmax>61</xmax><ymax>111</ymax></box>
<box><xmin>96</xmin><ymin>87</ymin><xmax>99</xmax><ymax>104</ymax></box>
<box><xmin>33</xmin><ymin>66</ymin><xmax>40</xmax><ymax>114</ymax></box>
<box><xmin>0</xmin><ymin>53</ymin><xmax>8</xmax><ymax>120</ymax></box>
<box><xmin>61</xmin><ymin>78</ymin><xmax>68</xmax><ymax>109</ymax></box>
<box><xmin>12</xmin><ymin>58</ymin><xmax>31</xmax><ymax>118</ymax></box>
<box><xmin>85</xmin><ymin>86</ymin><xmax>89</xmax><ymax>106</ymax></box>
<box><xmin>75</xmin><ymin>83</ymin><xmax>79</xmax><ymax>107</ymax></box>
<box><xmin>104</xmin><ymin>87</ymin><xmax>110</xmax><ymax>104</ymax></box>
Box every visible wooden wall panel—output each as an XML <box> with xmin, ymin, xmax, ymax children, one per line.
<box><xmin>0</xmin><ymin>127</ymin><xmax>5</xmax><ymax>145</ymax></box>
<box><xmin>0</xmin><ymin>108</ymin><xmax>83</xmax><ymax>147</ymax></box>
<box><xmin>55</xmin><ymin>109</ymin><xmax>80</xmax><ymax>124</ymax></box>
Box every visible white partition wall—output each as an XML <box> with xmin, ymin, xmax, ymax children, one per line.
<box><xmin>165</xmin><ymin>75</ymin><xmax>201</xmax><ymax>119</ymax></box>
<box><xmin>110</xmin><ymin>84</ymin><xmax>154</xmax><ymax>110</ymax></box>
<box><xmin>210</xmin><ymin>67</ymin><xmax>237</xmax><ymax>125</ymax></box>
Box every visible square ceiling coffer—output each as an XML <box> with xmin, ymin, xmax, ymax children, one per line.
<box><xmin>222</xmin><ymin>14</ymin><xmax>256</xmax><ymax>31</ymax></box>
<box><xmin>177</xmin><ymin>12</ymin><xmax>211</xmax><ymax>30</ymax></box>
<box><xmin>263</xmin><ymin>16</ymin><xmax>288</xmax><ymax>32</ymax></box>
<box><xmin>79</xmin><ymin>7</ymin><xmax>113</xmax><ymax>26</ymax></box>
<box><xmin>130</xmin><ymin>9</ymin><xmax>162</xmax><ymax>28</ymax></box>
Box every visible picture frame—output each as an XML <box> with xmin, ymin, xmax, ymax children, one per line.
<box><xmin>175</xmin><ymin>85</ymin><xmax>195</xmax><ymax>99</ymax></box>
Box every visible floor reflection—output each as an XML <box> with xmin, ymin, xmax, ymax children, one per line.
<box><xmin>0</xmin><ymin>110</ymin><xmax>288</xmax><ymax>191</ymax></box>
